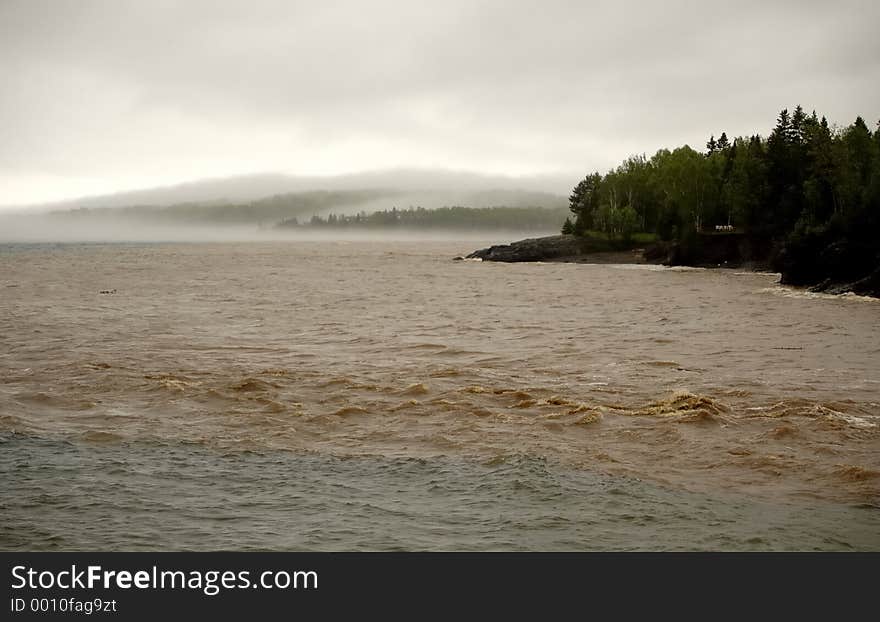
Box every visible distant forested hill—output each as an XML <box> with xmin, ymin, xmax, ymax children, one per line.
<box><xmin>50</xmin><ymin>190</ymin><xmax>394</xmax><ymax>226</ymax></box>
<box><xmin>279</xmin><ymin>206</ymin><xmax>569</xmax><ymax>231</ymax></box>
<box><xmin>15</xmin><ymin>168</ymin><xmax>572</xmax><ymax>212</ymax></box>
<box><xmin>42</xmin><ymin>187</ymin><xmax>567</xmax><ymax>229</ymax></box>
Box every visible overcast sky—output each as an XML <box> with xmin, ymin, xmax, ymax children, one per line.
<box><xmin>1</xmin><ymin>0</ymin><xmax>879</xmax><ymax>206</ymax></box>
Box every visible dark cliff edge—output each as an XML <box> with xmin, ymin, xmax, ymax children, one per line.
<box><xmin>661</xmin><ymin>233</ymin><xmax>775</xmax><ymax>270</ymax></box>
<box><xmin>464</xmin><ymin>233</ymin><xmax>880</xmax><ymax>298</ymax></box>
<box><xmin>772</xmin><ymin>232</ymin><xmax>880</xmax><ymax>297</ymax></box>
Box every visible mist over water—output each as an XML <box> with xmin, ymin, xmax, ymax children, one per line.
<box><xmin>0</xmin><ymin>212</ymin><xmax>549</xmax><ymax>244</ymax></box>
<box><xmin>1</xmin><ymin>240</ymin><xmax>878</xmax><ymax>550</ymax></box>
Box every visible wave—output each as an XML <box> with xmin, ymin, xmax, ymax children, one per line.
<box><xmin>230</xmin><ymin>378</ymin><xmax>279</xmax><ymax>392</ymax></box>
<box><xmin>144</xmin><ymin>373</ymin><xmax>201</xmax><ymax>391</ymax></box>
<box><xmin>391</xmin><ymin>399</ymin><xmax>420</xmax><ymax>411</ymax></box>
<box><xmin>398</xmin><ymin>383</ymin><xmax>430</xmax><ymax>396</ymax></box>
<box><xmin>758</xmin><ymin>286</ymin><xmax>880</xmax><ymax>303</ymax></box>
<box><xmin>78</xmin><ymin>430</ymin><xmax>124</xmax><ymax>443</ymax></box>
<box><xmin>834</xmin><ymin>465</ymin><xmax>880</xmax><ymax>482</ymax></box>
<box><xmin>330</xmin><ymin>406</ymin><xmax>370</xmax><ymax>417</ymax></box>
<box><xmin>744</xmin><ymin>401</ymin><xmax>878</xmax><ymax>429</ymax></box>
<box><xmin>633</xmin><ymin>391</ymin><xmax>730</xmax><ymax>423</ymax></box>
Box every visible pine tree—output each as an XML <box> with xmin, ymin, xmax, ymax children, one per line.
<box><xmin>844</xmin><ymin>116</ymin><xmax>874</xmax><ymax>188</ymax></box>
<box><xmin>791</xmin><ymin>105</ymin><xmax>807</xmax><ymax>144</ymax></box>
<box><xmin>804</xmin><ymin>112</ymin><xmax>836</xmax><ymax>224</ymax></box>
<box><xmin>717</xmin><ymin>132</ymin><xmax>730</xmax><ymax>150</ymax></box>
<box><xmin>706</xmin><ymin>135</ymin><xmax>717</xmax><ymax>154</ymax></box>
<box><xmin>773</xmin><ymin>109</ymin><xmax>792</xmax><ymax>143</ymax></box>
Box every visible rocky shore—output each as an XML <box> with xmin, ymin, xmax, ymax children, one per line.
<box><xmin>805</xmin><ymin>267</ymin><xmax>880</xmax><ymax>296</ymax></box>
<box><xmin>774</xmin><ymin>236</ymin><xmax>880</xmax><ymax>297</ymax></box>
<box><xmin>464</xmin><ymin>234</ymin><xmax>646</xmax><ymax>263</ymax></box>
<box><xmin>463</xmin><ymin>234</ymin><xmax>880</xmax><ymax>298</ymax></box>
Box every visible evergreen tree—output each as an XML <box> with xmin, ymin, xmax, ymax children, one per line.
<box><xmin>764</xmin><ymin>108</ymin><xmax>803</xmax><ymax>232</ymax></box>
<box><xmin>791</xmin><ymin>105</ymin><xmax>807</xmax><ymax>144</ymax></box>
<box><xmin>706</xmin><ymin>135</ymin><xmax>717</xmax><ymax>154</ymax></box>
<box><xmin>803</xmin><ymin>111</ymin><xmax>836</xmax><ymax>224</ymax></box>
<box><xmin>844</xmin><ymin>116</ymin><xmax>874</xmax><ymax>187</ymax></box>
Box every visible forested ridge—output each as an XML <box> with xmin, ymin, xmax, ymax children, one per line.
<box><xmin>279</xmin><ymin>205</ymin><xmax>568</xmax><ymax>231</ymax></box>
<box><xmin>564</xmin><ymin>107</ymin><xmax>880</xmax><ymax>291</ymax></box>
<box><xmin>46</xmin><ymin>188</ymin><xmax>567</xmax><ymax>230</ymax></box>
<box><xmin>53</xmin><ymin>190</ymin><xmax>392</xmax><ymax>225</ymax></box>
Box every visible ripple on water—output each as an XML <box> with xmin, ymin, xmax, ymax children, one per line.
<box><xmin>1</xmin><ymin>434</ymin><xmax>877</xmax><ymax>551</ymax></box>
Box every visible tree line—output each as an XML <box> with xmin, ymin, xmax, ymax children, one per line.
<box><xmin>279</xmin><ymin>206</ymin><xmax>569</xmax><ymax>231</ymax></box>
<box><xmin>563</xmin><ymin>107</ymin><xmax>880</xmax><ymax>259</ymax></box>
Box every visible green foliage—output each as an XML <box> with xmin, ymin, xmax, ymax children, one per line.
<box><xmin>591</xmin><ymin>203</ymin><xmax>638</xmax><ymax>241</ymax></box>
<box><xmin>565</xmin><ymin>107</ymin><xmax>880</xmax><ymax>273</ymax></box>
<box><xmin>616</xmin><ymin>205</ymin><xmax>639</xmax><ymax>241</ymax></box>
<box><xmin>568</xmin><ymin>172</ymin><xmax>602</xmax><ymax>232</ymax></box>
<box><xmin>706</xmin><ymin>135</ymin><xmax>717</xmax><ymax>154</ymax></box>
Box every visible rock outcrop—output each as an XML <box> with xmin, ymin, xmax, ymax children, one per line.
<box><xmin>465</xmin><ymin>234</ymin><xmax>601</xmax><ymax>262</ymax></box>
<box><xmin>809</xmin><ymin>267</ymin><xmax>880</xmax><ymax>297</ymax></box>
<box><xmin>776</xmin><ymin>234</ymin><xmax>880</xmax><ymax>297</ymax></box>
<box><xmin>464</xmin><ymin>232</ymin><xmax>879</xmax><ymax>297</ymax></box>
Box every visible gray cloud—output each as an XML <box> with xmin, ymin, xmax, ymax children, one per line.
<box><xmin>2</xmin><ymin>0</ymin><xmax>879</xmax><ymax>205</ymax></box>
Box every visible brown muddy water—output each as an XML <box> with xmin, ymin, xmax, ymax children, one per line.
<box><xmin>1</xmin><ymin>240</ymin><xmax>878</xmax><ymax>550</ymax></box>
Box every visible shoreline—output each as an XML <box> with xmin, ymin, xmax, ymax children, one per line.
<box><xmin>543</xmin><ymin>248</ymin><xmax>651</xmax><ymax>264</ymax></box>
<box><xmin>464</xmin><ymin>234</ymin><xmax>879</xmax><ymax>297</ymax></box>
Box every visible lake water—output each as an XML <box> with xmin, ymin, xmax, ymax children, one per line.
<box><xmin>1</xmin><ymin>239</ymin><xmax>878</xmax><ymax>550</ymax></box>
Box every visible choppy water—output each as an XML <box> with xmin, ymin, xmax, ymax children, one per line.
<box><xmin>1</xmin><ymin>240</ymin><xmax>878</xmax><ymax>550</ymax></box>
